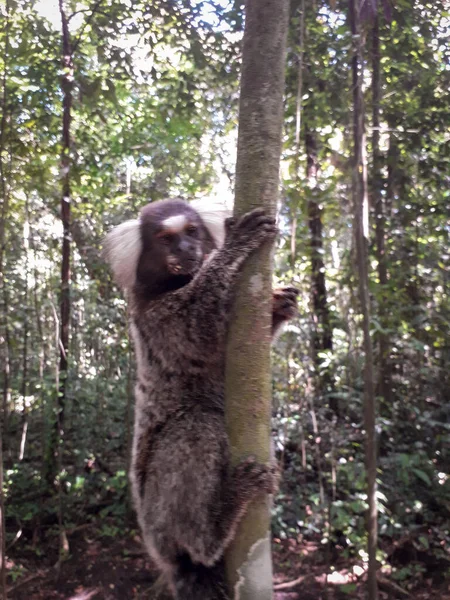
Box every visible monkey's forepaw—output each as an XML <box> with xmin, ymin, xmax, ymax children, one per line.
<box><xmin>273</xmin><ymin>286</ymin><xmax>299</xmax><ymax>323</ymax></box>
<box><xmin>234</xmin><ymin>457</ymin><xmax>280</xmax><ymax>500</ymax></box>
<box><xmin>224</xmin><ymin>208</ymin><xmax>277</xmax><ymax>254</ymax></box>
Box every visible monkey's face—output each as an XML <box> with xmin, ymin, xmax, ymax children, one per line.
<box><xmin>104</xmin><ymin>197</ymin><xmax>223</xmax><ymax>298</ymax></box>
<box><xmin>136</xmin><ymin>199</ymin><xmax>216</xmax><ymax>296</ymax></box>
<box><xmin>155</xmin><ymin>215</ymin><xmax>205</xmax><ymax>277</ymax></box>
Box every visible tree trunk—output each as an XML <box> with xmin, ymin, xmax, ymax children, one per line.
<box><xmin>349</xmin><ymin>1</ymin><xmax>378</xmax><ymax>599</ymax></box>
<box><xmin>0</xmin><ymin>1</ymin><xmax>11</xmax><ymax>594</ymax></box>
<box><xmin>0</xmin><ymin>0</ymin><xmax>11</xmax><ymax>441</ymax></box>
<box><xmin>57</xmin><ymin>0</ymin><xmax>72</xmax><ymax>562</ymax></box>
<box><xmin>371</xmin><ymin>14</ymin><xmax>392</xmax><ymax>409</ymax></box>
<box><xmin>224</xmin><ymin>1</ymin><xmax>289</xmax><ymax>598</ymax></box>
<box><xmin>58</xmin><ymin>0</ymin><xmax>72</xmax><ymax>438</ymax></box>
<box><xmin>305</xmin><ymin>132</ymin><xmax>332</xmax><ymax>360</ymax></box>
<box><xmin>290</xmin><ymin>0</ymin><xmax>305</xmax><ymax>265</ymax></box>
<box><xmin>29</xmin><ymin>219</ymin><xmax>47</xmax><ymax>471</ymax></box>
<box><xmin>43</xmin><ymin>0</ymin><xmax>73</xmax><ymax>567</ymax></box>
<box><xmin>19</xmin><ymin>200</ymin><xmax>30</xmax><ymax>461</ymax></box>
<box><xmin>45</xmin><ymin>0</ymin><xmax>73</xmax><ymax>487</ymax></box>
<box><xmin>305</xmin><ymin>129</ymin><xmax>334</xmax><ymax>409</ymax></box>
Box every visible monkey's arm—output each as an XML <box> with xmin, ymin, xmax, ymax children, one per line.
<box><xmin>181</xmin><ymin>208</ymin><xmax>277</xmax><ymax>346</ymax></box>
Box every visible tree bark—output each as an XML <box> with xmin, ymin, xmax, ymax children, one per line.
<box><xmin>349</xmin><ymin>1</ymin><xmax>378</xmax><ymax>599</ymax></box>
<box><xmin>28</xmin><ymin>219</ymin><xmax>47</xmax><ymax>471</ymax></box>
<box><xmin>304</xmin><ymin>129</ymin><xmax>334</xmax><ymax>409</ymax></box>
<box><xmin>58</xmin><ymin>0</ymin><xmax>72</xmax><ymax>434</ymax></box>
<box><xmin>224</xmin><ymin>1</ymin><xmax>289</xmax><ymax>598</ymax></box>
<box><xmin>371</xmin><ymin>14</ymin><xmax>392</xmax><ymax>409</ymax></box>
<box><xmin>42</xmin><ymin>0</ymin><xmax>73</xmax><ymax>565</ymax></box>
<box><xmin>294</xmin><ymin>1</ymin><xmax>334</xmax><ymax>410</ymax></box>
<box><xmin>0</xmin><ymin>0</ymin><xmax>11</xmax><ymax>440</ymax></box>
<box><xmin>19</xmin><ymin>199</ymin><xmax>30</xmax><ymax>461</ymax></box>
<box><xmin>0</xmin><ymin>1</ymin><xmax>11</xmax><ymax>594</ymax></box>
<box><xmin>290</xmin><ymin>0</ymin><xmax>305</xmax><ymax>265</ymax></box>
<box><xmin>56</xmin><ymin>0</ymin><xmax>72</xmax><ymax>564</ymax></box>
<box><xmin>45</xmin><ymin>0</ymin><xmax>73</xmax><ymax>487</ymax></box>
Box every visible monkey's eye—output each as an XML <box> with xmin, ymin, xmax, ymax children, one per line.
<box><xmin>159</xmin><ymin>233</ymin><xmax>173</xmax><ymax>245</ymax></box>
<box><xmin>186</xmin><ymin>225</ymin><xmax>198</xmax><ymax>236</ymax></box>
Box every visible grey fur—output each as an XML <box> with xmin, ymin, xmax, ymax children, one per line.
<box><xmin>105</xmin><ymin>200</ymin><xmax>297</xmax><ymax>599</ymax></box>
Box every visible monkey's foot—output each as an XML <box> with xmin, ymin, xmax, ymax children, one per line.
<box><xmin>234</xmin><ymin>457</ymin><xmax>280</xmax><ymax>500</ymax></box>
<box><xmin>273</xmin><ymin>286</ymin><xmax>299</xmax><ymax>321</ymax></box>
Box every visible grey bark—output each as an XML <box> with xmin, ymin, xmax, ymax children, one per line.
<box><xmin>371</xmin><ymin>14</ymin><xmax>392</xmax><ymax>409</ymax></box>
<box><xmin>290</xmin><ymin>0</ymin><xmax>305</xmax><ymax>264</ymax></box>
<box><xmin>0</xmin><ymin>1</ymin><xmax>11</xmax><ymax>594</ymax></box>
<box><xmin>224</xmin><ymin>1</ymin><xmax>290</xmax><ymax>598</ymax></box>
<box><xmin>349</xmin><ymin>1</ymin><xmax>378</xmax><ymax>599</ymax></box>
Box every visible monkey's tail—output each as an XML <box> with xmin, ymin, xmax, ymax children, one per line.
<box><xmin>174</xmin><ymin>555</ymin><xmax>229</xmax><ymax>600</ymax></box>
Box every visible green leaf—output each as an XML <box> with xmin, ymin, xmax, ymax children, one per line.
<box><xmin>412</xmin><ymin>469</ymin><xmax>432</xmax><ymax>486</ymax></box>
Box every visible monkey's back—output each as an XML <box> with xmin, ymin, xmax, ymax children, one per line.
<box><xmin>129</xmin><ymin>291</ymin><xmax>230</xmax><ymax>564</ymax></box>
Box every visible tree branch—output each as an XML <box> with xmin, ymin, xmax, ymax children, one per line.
<box><xmin>71</xmin><ymin>0</ymin><xmax>104</xmax><ymax>55</ymax></box>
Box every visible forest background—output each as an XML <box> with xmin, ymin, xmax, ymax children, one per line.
<box><xmin>0</xmin><ymin>0</ymin><xmax>449</xmax><ymax>599</ymax></box>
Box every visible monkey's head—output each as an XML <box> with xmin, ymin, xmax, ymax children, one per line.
<box><xmin>104</xmin><ymin>197</ymin><xmax>230</xmax><ymax>299</ymax></box>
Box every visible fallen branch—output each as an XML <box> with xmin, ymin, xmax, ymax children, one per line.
<box><xmin>66</xmin><ymin>522</ymin><xmax>95</xmax><ymax>535</ymax></box>
<box><xmin>7</xmin><ymin>570</ymin><xmax>46</xmax><ymax>594</ymax></box>
<box><xmin>377</xmin><ymin>576</ymin><xmax>410</xmax><ymax>598</ymax></box>
<box><xmin>273</xmin><ymin>575</ymin><xmax>306</xmax><ymax>590</ymax></box>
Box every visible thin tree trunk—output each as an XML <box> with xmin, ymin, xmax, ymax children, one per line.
<box><xmin>305</xmin><ymin>129</ymin><xmax>334</xmax><ymax>407</ymax></box>
<box><xmin>45</xmin><ymin>0</ymin><xmax>73</xmax><ymax>486</ymax></box>
<box><xmin>292</xmin><ymin>1</ymin><xmax>335</xmax><ymax>410</ymax></box>
<box><xmin>290</xmin><ymin>0</ymin><xmax>305</xmax><ymax>265</ymax></box>
<box><xmin>19</xmin><ymin>200</ymin><xmax>31</xmax><ymax>461</ymax></box>
<box><xmin>53</xmin><ymin>0</ymin><xmax>73</xmax><ymax>568</ymax></box>
<box><xmin>0</xmin><ymin>0</ymin><xmax>11</xmax><ymax>441</ymax></box>
<box><xmin>309</xmin><ymin>394</ymin><xmax>325</xmax><ymax>505</ymax></box>
<box><xmin>224</xmin><ymin>0</ymin><xmax>289</xmax><ymax>598</ymax></box>
<box><xmin>371</xmin><ymin>15</ymin><xmax>392</xmax><ymax>409</ymax></box>
<box><xmin>385</xmin><ymin>131</ymin><xmax>399</xmax><ymax>221</ymax></box>
<box><xmin>29</xmin><ymin>221</ymin><xmax>47</xmax><ymax>470</ymax></box>
<box><xmin>349</xmin><ymin>1</ymin><xmax>378</xmax><ymax>599</ymax></box>
<box><xmin>0</xmin><ymin>1</ymin><xmax>11</xmax><ymax>594</ymax></box>
<box><xmin>58</xmin><ymin>0</ymin><xmax>72</xmax><ymax>440</ymax></box>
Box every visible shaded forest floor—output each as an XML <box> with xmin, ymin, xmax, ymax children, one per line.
<box><xmin>7</xmin><ymin>520</ymin><xmax>450</xmax><ymax>600</ymax></box>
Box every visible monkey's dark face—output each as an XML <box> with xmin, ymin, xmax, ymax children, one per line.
<box><xmin>104</xmin><ymin>197</ymin><xmax>226</xmax><ymax>298</ymax></box>
<box><xmin>150</xmin><ymin>215</ymin><xmax>204</xmax><ymax>276</ymax></box>
<box><xmin>136</xmin><ymin>199</ymin><xmax>216</xmax><ymax>298</ymax></box>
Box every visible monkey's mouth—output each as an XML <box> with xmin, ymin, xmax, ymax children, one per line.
<box><xmin>167</xmin><ymin>258</ymin><xmax>200</xmax><ymax>276</ymax></box>
<box><xmin>168</xmin><ymin>264</ymin><xmax>187</xmax><ymax>275</ymax></box>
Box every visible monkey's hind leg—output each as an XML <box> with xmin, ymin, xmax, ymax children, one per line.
<box><xmin>173</xmin><ymin>556</ymin><xmax>228</xmax><ymax>600</ymax></box>
<box><xmin>185</xmin><ymin>457</ymin><xmax>279</xmax><ymax>568</ymax></box>
<box><xmin>218</xmin><ymin>457</ymin><xmax>279</xmax><ymax>553</ymax></box>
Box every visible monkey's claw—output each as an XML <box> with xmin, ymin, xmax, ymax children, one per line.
<box><xmin>225</xmin><ymin>208</ymin><xmax>277</xmax><ymax>253</ymax></box>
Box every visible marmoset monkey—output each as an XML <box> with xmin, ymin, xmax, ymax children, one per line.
<box><xmin>104</xmin><ymin>198</ymin><xmax>298</xmax><ymax>599</ymax></box>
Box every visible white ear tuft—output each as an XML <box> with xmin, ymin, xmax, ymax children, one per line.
<box><xmin>103</xmin><ymin>219</ymin><xmax>141</xmax><ymax>289</ymax></box>
<box><xmin>190</xmin><ymin>199</ymin><xmax>232</xmax><ymax>248</ymax></box>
